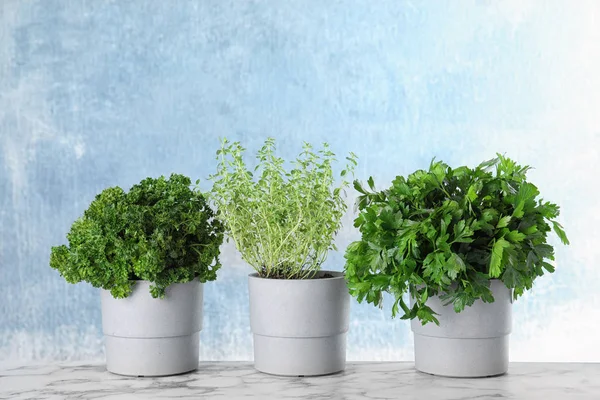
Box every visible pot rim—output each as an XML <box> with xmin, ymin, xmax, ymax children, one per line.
<box><xmin>125</xmin><ymin>277</ymin><xmax>200</xmax><ymax>285</ymax></box>
<box><xmin>248</xmin><ymin>270</ymin><xmax>344</xmax><ymax>281</ymax></box>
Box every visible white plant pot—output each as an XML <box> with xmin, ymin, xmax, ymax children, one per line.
<box><xmin>248</xmin><ymin>271</ymin><xmax>350</xmax><ymax>376</ymax></box>
<box><xmin>411</xmin><ymin>280</ymin><xmax>512</xmax><ymax>378</ymax></box>
<box><xmin>100</xmin><ymin>279</ymin><xmax>203</xmax><ymax>377</ymax></box>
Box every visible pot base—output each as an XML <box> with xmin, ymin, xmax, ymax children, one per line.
<box><xmin>105</xmin><ymin>332</ymin><xmax>200</xmax><ymax>377</ymax></box>
<box><xmin>253</xmin><ymin>333</ymin><xmax>346</xmax><ymax>377</ymax></box>
<box><xmin>414</xmin><ymin>334</ymin><xmax>509</xmax><ymax>378</ymax></box>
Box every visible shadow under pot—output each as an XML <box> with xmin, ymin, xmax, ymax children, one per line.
<box><xmin>411</xmin><ymin>280</ymin><xmax>513</xmax><ymax>378</ymax></box>
<box><xmin>100</xmin><ymin>279</ymin><xmax>203</xmax><ymax>377</ymax></box>
<box><xmin>248</xmin><ymin>271</ymin><xmax>350</xmax><ymax>377</ymax></box>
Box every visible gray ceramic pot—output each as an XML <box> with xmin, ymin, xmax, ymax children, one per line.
<box><xmin>101</xmin><ymin>279</ymin><xmax>203</xmax><ymax>377</ymax></box>
<box><xmin>248</xmin><ymin>270</ymin><xmax>350</xmax><ymax>376</ymax></box>
<box><xmin>411</xmin><ymin>280</ymin><xmax>512</xmax><ymax>378</ymax></box>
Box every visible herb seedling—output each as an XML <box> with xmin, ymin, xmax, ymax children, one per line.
<box><xmin>209</xmin><ymin>138</ymin><xmax>357</xmax><ymax>279</ymax></box>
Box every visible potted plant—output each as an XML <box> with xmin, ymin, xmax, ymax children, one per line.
<box><xmin>344</xmin><ymin>155</ymin><xmax>569</xmax><ymax>377</ymax></box>
<box><xmin>209</xmin><ymin>138</ymin><xmax>357</xmax><ymax>376</ymax></box>
<box><xmin>50</xmin><ymin>174</ymin><xmax>224</xmax><ymax>377</ymax></box>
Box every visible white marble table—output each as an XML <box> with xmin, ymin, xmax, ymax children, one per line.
<box><xmin>0</xmin><ymin>362</ymin><xmax>598</xmax><ymax>400</ymax></box>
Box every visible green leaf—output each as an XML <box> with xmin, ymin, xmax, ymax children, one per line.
<box><xmin>453</xmin><ymin>237</ymin><xmax>474</xmax><ymax>244</ymax></box>
<box><xmin>505</xmin><ymin>230</ymin><xmax>526</xmax><ymax>243</ymax></box>
<box><xmin>552</xmin><ymin>221</ymin><xmax>570</xmax><ymax>245</ymax></box>
<box><xmin>521</xmin><ymin>224</ymin><xmax>538</xmax><ymax>235</ymax></box>
<box><xmin>481</xmin><ymin>208</ymin><xmax>499</xmax><ymax>223</ymax></box>
<box><xmin>514</xmin><ymin>182</ymin><xmax>539</xmax><ymax>207</ymax></box>
<box><xmin>541</xmin><ymin>261</ymin><xmax>555</xmax><ymax>273</ymax></box>
<box><xmin>353</xmin><ymin>180</ymin><xmax>367</xmax><ymax>194</ymax></box>
<box><xmin>447</xmin><ymin>253</ymin><xmax>466</xmax><ymax>280</ymax></box>
<box><xmin>440</xmin><ymin>213</ymin><xmax>451</xmax><ymax>236</ymax></box>
<box><xmin>346</xmin><ymin>154</ymin><xmax>359</xmax><ymax>166</ymax></box>
<box><xmin>435</xmin><ymin>233</ymin><xmax>450</xmax><ymax>252</ymax></box>
<box><xmin>399</xmin><ymin>297</ymin><xmax>411</xmax><ymax>315</ymax></box>
<box><xmin>539</xmin><ymin>202</ymin><xmax>560</xmax><ymax>219</ymax></box>
<box><xmin>368</xmin><ymin>176</ymin><xmax>376</xmax><ymax>191</ymax></box>
<box><xmin>392</xmin><ymin>177</ymin><xmax>411</xmax><ymax>196</ymax></box>
<box><xmin>490</xmin><ymin>238</ymin><xmax>511</xmax><ymax>278</ymax></box>
<box><xmin>420</xmin><ymin>287</ymin><xmax>428</xmax><ymax>304</ymax></box>
<box><xmin>512</xmin><ymin>201</ymin><xmax>525</xmax><ymax>219</ymax></box>
<box><xmin>466</xmin><ymin>185</ymin><xmax>478</xmax><ymax>202</ymax></box>
<box><xmin>416</xmin><ymin>306</ymin><xmax>439</xmax><ymax>325</ymax></box>
<box><xmin>534</xmin><ymin>243</ymin><xmax>555</xmax><ymax>260</ymax></box>
<box><xmin>454</xmin><ymin>220</ymin><xmax>466</xmax><ymax>236</ymax></box>
<box><xmin>478</xmin><ymin>156</ymin><xmax>499</xmax><ymax>170</ymax></box>
<box><xmin>496</xmin><ymin>215</ymin><xmax>511</xmax><ymax>229</ymax></box>
<box><xmin>502</xmin><ymin>264</ymin><xmax>523</xmax><ymax>288</ymax></box>
<box><xmin>446</xmin><ymin>291</ymin><xmax>473</xmax><ymax>313</ymax></box>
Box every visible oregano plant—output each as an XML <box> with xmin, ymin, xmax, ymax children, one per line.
<box><xmin>209</xmin><ymin>138</ymin><xmax>357</xmax><ymax>279</ymax></box>
<box><xmin>344</xmin><ymin>155</ymin><xmax>569</xmax><ymax>325</ymax></box>
<box><xmin>50</xmin><ymin>174</ymin><xmax>224</xmax><ymax>298</ymax></box>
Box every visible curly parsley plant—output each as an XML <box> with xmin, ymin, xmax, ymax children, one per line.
<box><xmin>209</xmin><ymin>138</ymin><xmax>357</xmax><ymax>279</ymax></box>
<box><xmin>344</xmin><ymin>155</ymin><xmax>569</xmax><ymax>325</ymax></box>
<box><xmin>50</xmin><ymin>174</ymin><xmax>224</xmax><ymax>298</ymax></box>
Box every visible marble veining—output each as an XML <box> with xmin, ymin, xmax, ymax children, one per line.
<box><xmin>0</xmin><ymin>362</ymin><xmax>598</xmax><ymax>400</ymax></box>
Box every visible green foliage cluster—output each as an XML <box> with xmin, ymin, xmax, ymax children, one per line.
<box><xmin>209</xmin><ymin>138</ymin><xmax>357</xmax><ymax>279</ymax></box>
<box><xmin>344</xmin><ymin>155</ymin><xmax>569</xmax><ymax>324</ymax></box>
<box><xmin>50</xmin><ymin>174</ymin><xmax>224</xmax><ymax>298</ymax></box>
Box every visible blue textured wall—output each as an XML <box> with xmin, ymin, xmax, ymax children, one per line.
<box><xmin>1</xmin><ymin>0</ymin><xmax>599</xmax><ymax>362</ymax></box>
